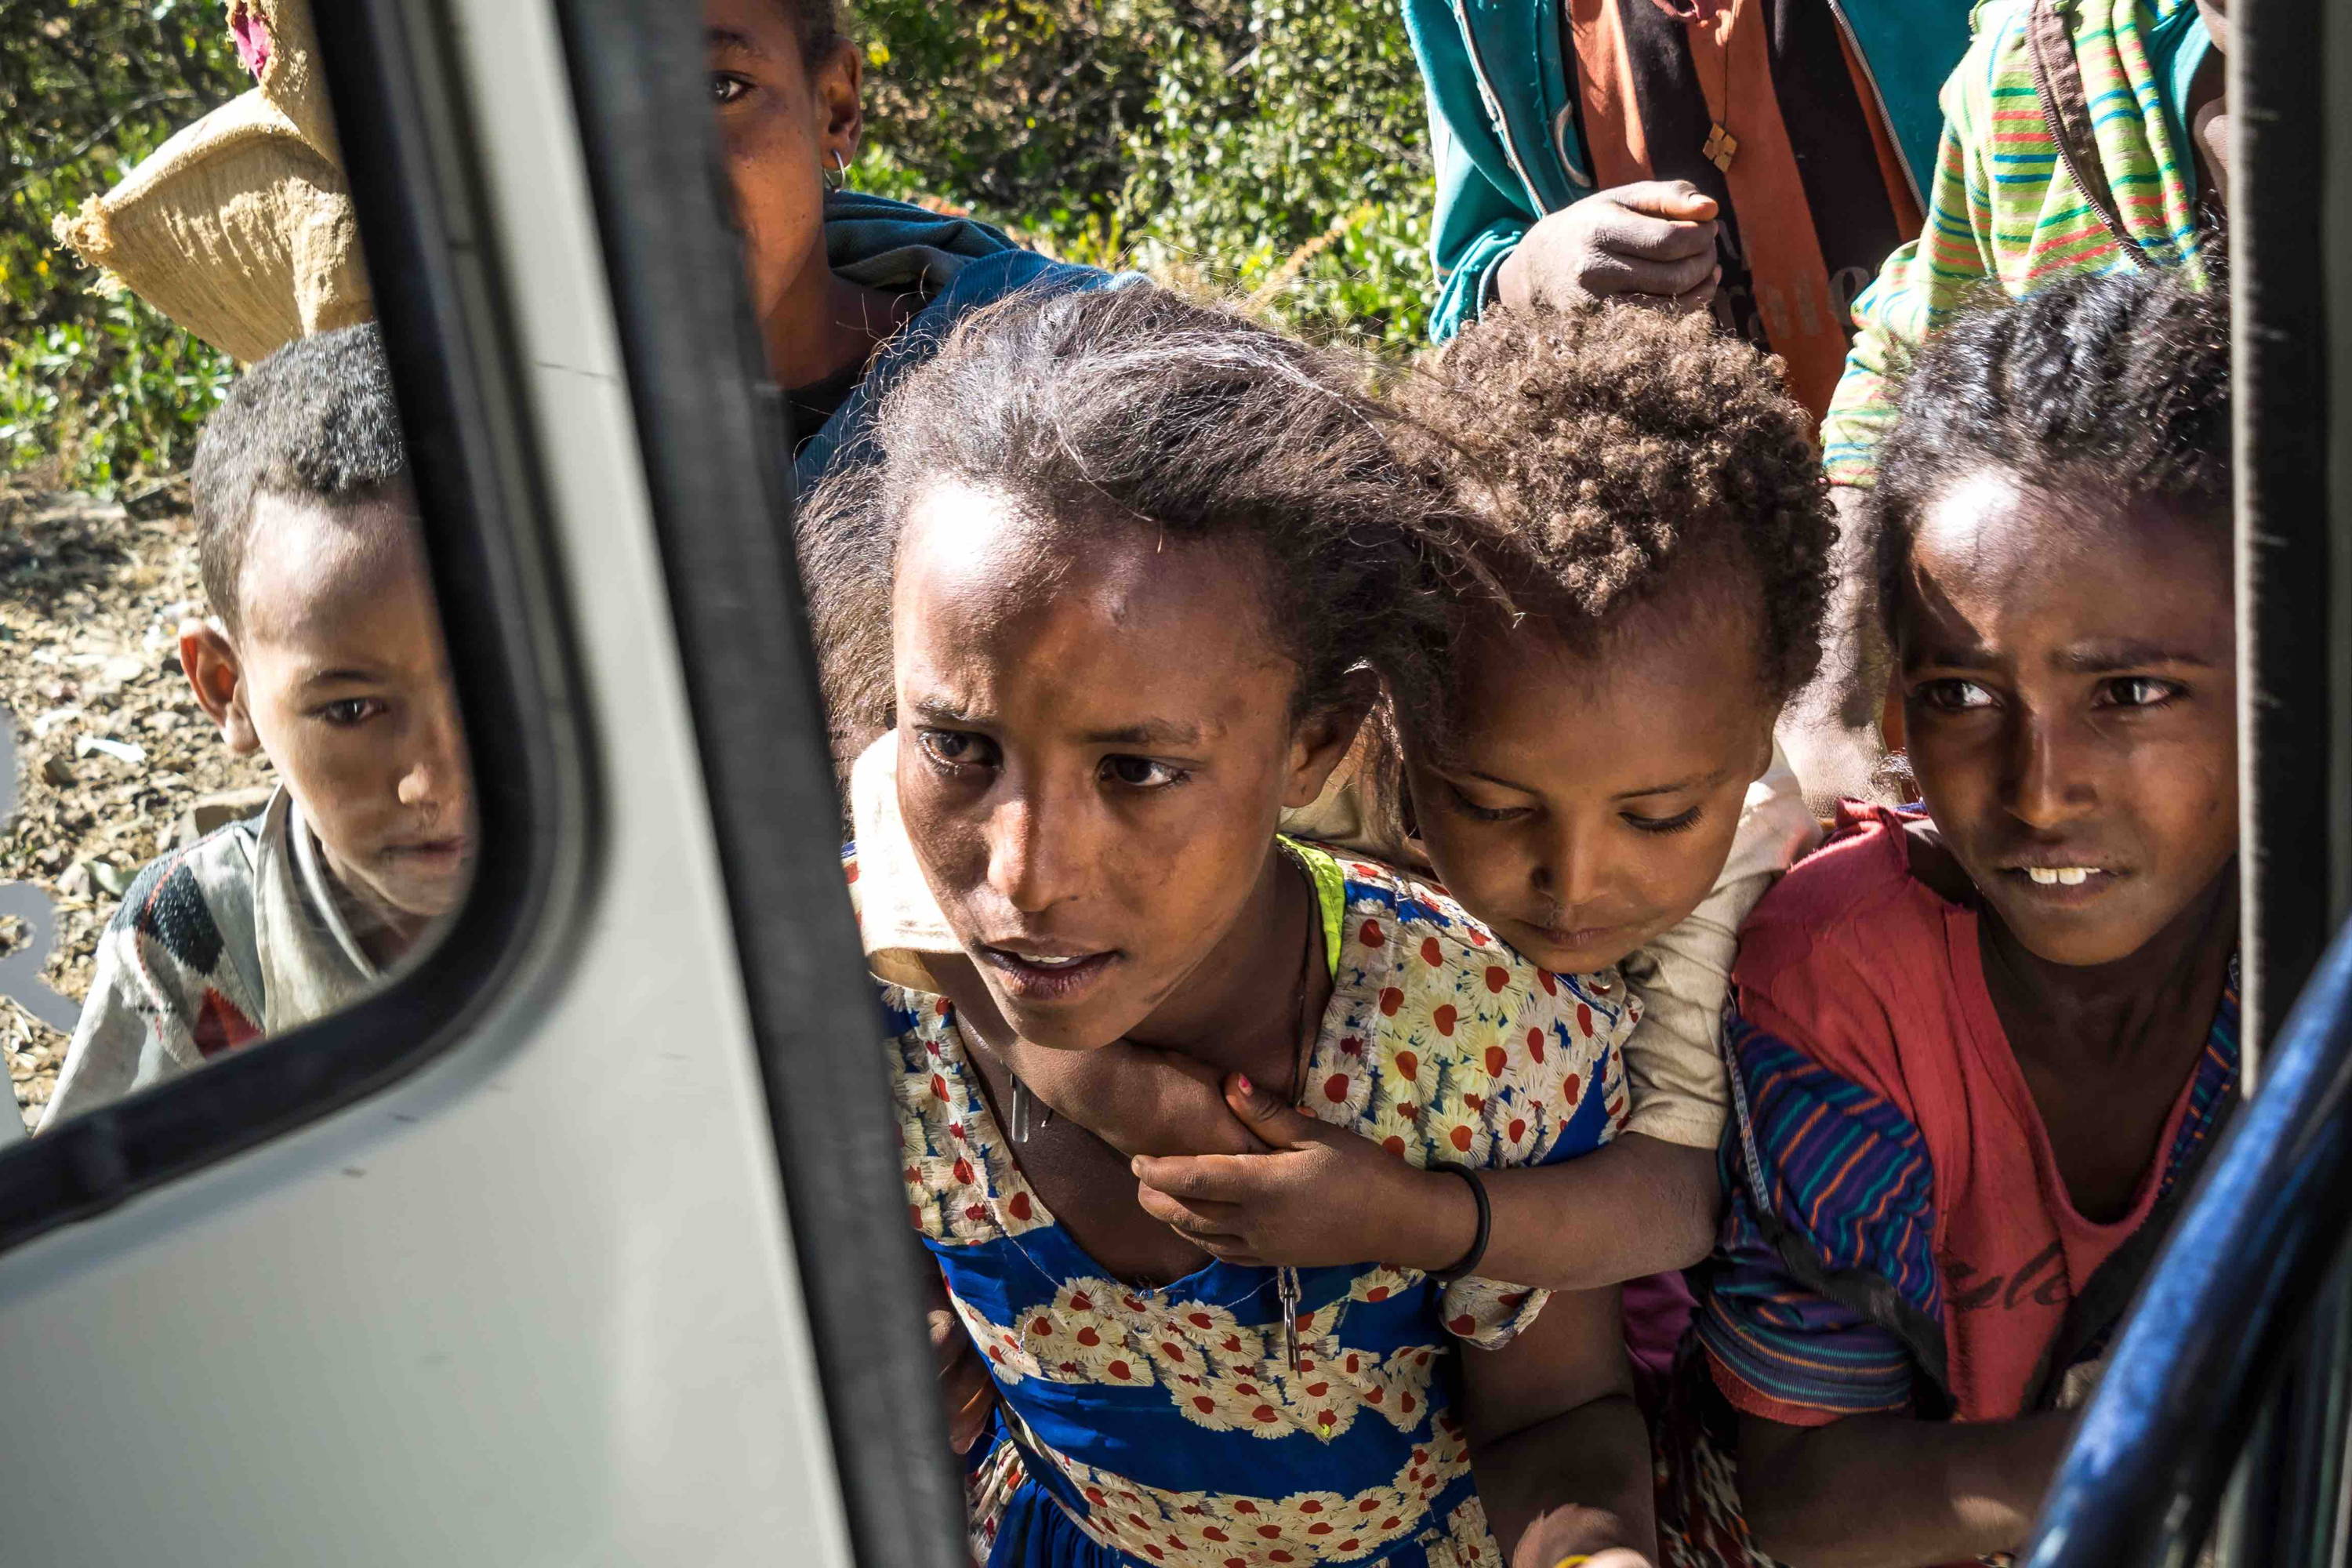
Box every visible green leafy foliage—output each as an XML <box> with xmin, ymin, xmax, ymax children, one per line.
<box><xmin>0</xmin><ymin>291</ymin><xmax>229</xmax><ymax>495</ymax></box>
<box><xmin>1</xmin><ymin>0</ymin><xmax>241</xmax><ymax>491</ymax></box>
<box><xmin>2</xmin><ymin>0</ymin><xmax>1439</xmax><ymax>489</ymax></box>
<box><xmin>853</xmin><ymin>0</ymin><xmax>1436</xmax><ymax>347</ymax></box>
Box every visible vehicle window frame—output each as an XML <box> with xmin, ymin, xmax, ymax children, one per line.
<box><xmin>0</xmin><ymin>0</ymin><xmax>589</xmax><ymax>1254</ymax></box>
<box><xmin>2021</xmin><ymin>0</ymin><xmax>2350</xmax><ymax>1561</ymax></box>
<box><xmin>543</xmin><ymin>2</ymin><xmax>969</xmax><ymax>1564</ymax></box>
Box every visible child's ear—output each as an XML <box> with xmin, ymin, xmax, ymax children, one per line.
<box><xmin>813</xmin><ymin>37</ymin><xmax>866</xmax><ymax>169</ymax></box>
<box><xmin>180</xmin><ymin>619</ymin><xmax>260</xmax><ymax>757</ymax></box>
<box><xmin>1751</xmin><ymin>701</ymin><xmax>1785</xmax><ymax>782</ymax></box>
<box><xmin>1282</xmin><ymin>669</ymin><xmax>1380</xmax><ymax>810</ymax></box>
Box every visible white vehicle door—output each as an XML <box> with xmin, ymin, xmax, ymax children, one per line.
<box><xmin>0</xmin><ymin>1</ymin><xmax>960</xmax><ymax>1563</ymax></box>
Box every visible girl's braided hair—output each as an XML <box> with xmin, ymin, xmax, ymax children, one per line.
<box><xmin>1869</xmin><ymin>269</ymin><xmax>2231</xmax><ymax>637</ymax></box>
<box><xmin>797</xmin><ymin>282</ymin><xmax>1460</xmax><ymax>769</ymax></box>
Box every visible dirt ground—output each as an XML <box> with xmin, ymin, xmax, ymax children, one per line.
<box><xmin>1</xmin><ymin>479</ymin><xmax>272</xmax><ymax>1130</ymax></box>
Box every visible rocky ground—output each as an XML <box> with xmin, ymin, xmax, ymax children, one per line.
<box><xmin>1</xmin><ymin>479</ymin><xmax>271</xmax><ymax>1130</ymax></box>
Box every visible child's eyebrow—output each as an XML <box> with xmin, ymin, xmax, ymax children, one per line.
<box><xmin>906</xmin><ymin>698</ymin><xmax>1200</xmax><ymax>748</ymax></box>
<box><xmin>1613</xmin><ymin>768</ymin><xmax>1727</xmax><ymax>800</ymax></box>
<box><xmin>1078</xmin><ymin>720</ymin><xmax>1204</xmax><ymax>748</ymax></box>
<box><xmin>1906</xmin><ymin>641</ymin><xmax>1996</xmax><ymax>670</ymax></box>
<box><xmin>907</xmin><ymin>696</ymin><xmax>983</xmax><ymax>726</ymax></box>
<box><xmin>301</xmin><ymin>666</ymin><xmax>383</xmax><ymax>687</ymax></box>
<box><xmin>2056</xmin><ymin>641</ymin><xmax>2217</xmax><ymax>673</ymax></box>
<box><xmin>705</xmin><ymin>26</ymin><xmax>766</xmax><ymax>57</ymax></box>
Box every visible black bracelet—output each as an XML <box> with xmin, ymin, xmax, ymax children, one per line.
<box><xmin>1427</xmin><ymin>1160</ymin><xmax>1491</xmax><ymax>1284</ymax></box>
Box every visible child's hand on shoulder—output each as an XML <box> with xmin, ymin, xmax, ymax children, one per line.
<box><xmin>1002</xmin><ymin>1034</ymin><xmax>1263</xmax><ymax>1159</ymax></box>
<box><xmin>944</xmin><ymin>956</ymin><xmax>1261</xmax><ymax>1160</ymax></box>
<box><xmin>1131</xmin><ymin>1074</ymin><xmax>1481</xmax><ymax>1272</ymax></box>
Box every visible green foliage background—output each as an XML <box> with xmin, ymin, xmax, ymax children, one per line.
<box><xmin>851</xmin><ymin>0</ymin><xmax>1437</xmax><ymax>347</ymax></box>
<box><xmin>2</xmin><ymin>0</ymin><xmax>245</xmax><ymax>494</ymax></box>
<box><xmin>0</xmin><ymin>0</ymin><xmax>1436</xmax><ymax>491</ymax></box>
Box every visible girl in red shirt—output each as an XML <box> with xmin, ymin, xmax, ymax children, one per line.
<box><xmin>1662</xmin><ymin>269</ymin><xmax>2241</xmax><ymax>1567</ymax></box>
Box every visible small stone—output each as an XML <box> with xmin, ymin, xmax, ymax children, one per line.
<box><xmin>91</xmin><ymin>860</ymin><xmax>134</xmax><ymax>898</ymax></box>
<box><xmin>174</xmin><ymin>786</ymin><xmax>274</xmax><ymax>848</ymax></box>
<box><xmin>74</xmin><ymin>735</ymin><xmax>146</xmax><ymax>766</ymax></box>
<box><xmin>41</xmin><ymin>755</ymin><xmax>73</xmax><ymax>788</ymax></box>
<box><xmin>100</xmin><ymin>655</ymin><xmax>143</xmax><ymax>684</ymax></box>
<box><xmin>55</xmin><ymin>862</ymin><xmax>91</xmax><ymax>901</ymax></box>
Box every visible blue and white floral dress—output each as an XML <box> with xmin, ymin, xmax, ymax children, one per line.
<box><xmin>880</xmin><ymin>844</ymin><xmax>1637</xmax><ymax>1567</ymax></box>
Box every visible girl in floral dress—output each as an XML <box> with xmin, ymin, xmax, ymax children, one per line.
<box><xmin>1002</xmin><ymin>303</ymin><xmax>1838</xmax><ymax>1318</ymax></box>
<box><xmin>811</xmin><ymin>283</ymin><xmax>1656</xmax><ymax>1567</ymax></box>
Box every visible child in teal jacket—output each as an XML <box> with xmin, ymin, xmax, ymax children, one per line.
<box><xmin>1403</xmin><ymin>0</ymin><xmax>1973</xmax><ymax>423</ymax></box>
<box><xmin>706</xmin><ymin>0</ymin><xmax>1118</xmax><ymax>490</ymax></box>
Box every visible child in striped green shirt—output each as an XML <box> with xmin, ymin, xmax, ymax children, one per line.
<box><xmin>1784</xmin><ymin>0</ymin><xmax>2223</xmax><ymax>807</ymax></box>
<box><xmin>1820</xmin><ymin>0</ymin><xmax>2224</xmax><ymax>487</ymax></box>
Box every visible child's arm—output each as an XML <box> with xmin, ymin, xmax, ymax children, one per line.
<box><xmin>1133</xmin><ymin>1077</ymin><xmax>1715</xmax><ymax>1286</ymax></box>
<box><xmin>1621</xmin><ymin>742</ymin><xmax>1816</xmax><ymax>1105</ymax></box>
<box><xmin>1463</xmin><ymin>1135</ymin><xmax>1717</xmax><ymax>1287</ymax></box>
<box><xmin>1461</xmin><ymin>1286</ymin><xmax>1657</xmax><ymax>1568</ymax></box>
<box><xmin>1737</xmin><ymin>1408</ymin><xmax>2074</xmax><ymax>1567</ymax></box>
<box><xmin>1129</xmin><ymin>783</ymin><xmax>1823</xmax><ymax>1287</ymax></box>
<box><xmin>1003</xmin><ymin>1034</ymin><xmax>1262</xmax><ymax>1158</ymax></box>
<box><xmin>39</xmin><ymin>894</ymin><xmax>224</xmax><ymax>1131</ymax></box>
<box><xmin>917</xmin><ymin>1249</ymin><xmax>997</xmax><ymax>1457</ymax></box>
<box><xmin>927</xmin><ymin>952</ymin><xmax>1260</xmax><ymax>1158</ymax></box>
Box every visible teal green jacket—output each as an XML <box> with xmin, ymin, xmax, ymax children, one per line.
<box><xmin>1402</xmin><ymin>0</ymin><xmax>1977</xmax><ymax>339</ymax></box>
<box><xmin>797</xmin><ymin>190</ymin><xmax>1120</xmax><ymax>489</ymax></box>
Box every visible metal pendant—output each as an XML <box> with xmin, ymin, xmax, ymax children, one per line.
<box><xmin>1008</xmin><ymin>1076</ymin><xmax>1051</xmax><ymax>1143</ymax></box>
<box><xmin>1704</xmin><ymin>120</ymin><xmax>1739</xmax><ymax>172</ymax></box>
<box><xmin>1279</xmin><ymin>1267</ymin><xmax>1302</xmax><ymax>1374</ymax></box>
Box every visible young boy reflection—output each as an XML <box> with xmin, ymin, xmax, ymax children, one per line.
<box><xmin>43</xmin><ymin>325</ymin><xmax>470</xmax><ymax>1127</ymax></box>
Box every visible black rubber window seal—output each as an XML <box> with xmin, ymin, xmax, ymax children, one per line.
<box><xmin>543</xmin><ymin>1</ymin><xmax>968</xmax><ymax>1563</ymax></box>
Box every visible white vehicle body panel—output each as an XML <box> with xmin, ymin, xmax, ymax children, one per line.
<box><xmin>0</xmin><ymin>2</ymin><xmax>852</xmax><ymax>1561</ymax></box>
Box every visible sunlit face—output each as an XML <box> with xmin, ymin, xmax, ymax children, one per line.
<box><xmin>1897</xmin><ymin>471</ymin><xmax>2237</xmax><ymax>967</ymax></box>
<box><xmin>892</xmin><ymin>484</ymin><xmax>1340</xmax><ymax>1051</ymax></box>
<box><xmin>1402</xmin><ymin>587</ymin><xmax>1777</xmax><ymax>976</ymax></box>
<box><xmin>705</xmin><ymin>0</ymin><xmax>859</xmax><ymax>370</ymax></box>
<box><xmin>201</xmin><ymin>493</ymin><xmax>474</xmax><ymax>942</ymax></box>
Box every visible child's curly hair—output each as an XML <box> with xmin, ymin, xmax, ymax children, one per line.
<box><xmin>1392</xmin><ymin>304</ymin><xmax>1835</xmax><ymax>724</ymax></box>
<box><xmin>772</xmin><ymin>0</ymin><xmax>846</xmax><ymax>70</ymax></box>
